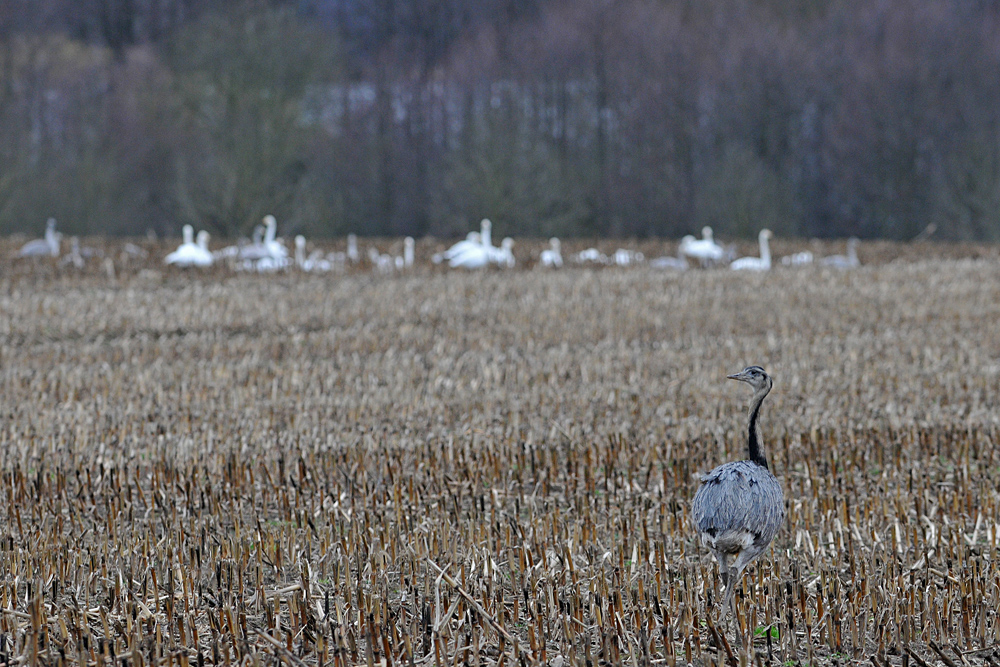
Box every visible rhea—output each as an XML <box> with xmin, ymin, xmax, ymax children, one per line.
<box><xmin>692</xmin><ymin>366</ymin><xmax>784</xmax><ymax>620</ymax></box>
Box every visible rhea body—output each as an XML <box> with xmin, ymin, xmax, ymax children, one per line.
<box><xmin>691</xmin><ymin>366</ymin><xmax>784</xmax><ymax>614</ymax></box>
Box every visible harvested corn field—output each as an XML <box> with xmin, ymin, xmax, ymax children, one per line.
<box><xmin>1</xmin><ymin>239</ymin><xmax>1000</xmax><ymax>667</ymax></box>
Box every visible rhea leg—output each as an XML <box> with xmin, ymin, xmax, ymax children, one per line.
<box><xmin>724</xmin><ymin>567</ymin><xmax>743</xmax><ymax>647</ymax></box>
<box><xmin>712</xmin><ymin>551</ymin><xmax>731</xmax><ymax>613</ymax></box>
<box><xmin>722</xmin><ymin>568</ymin><xmax>737</xmax><ymax>613</ymax></box>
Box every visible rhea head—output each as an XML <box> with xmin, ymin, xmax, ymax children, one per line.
<box><xmin>727</xmin><ymin>365</ymin><xmax>772</xmax><ymax>393</ymax></box>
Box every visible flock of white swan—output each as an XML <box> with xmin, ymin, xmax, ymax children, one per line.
<box><xmin>15</xmin><ymin>217</ymin><xmax>861</xmax><ymax>272</ymax></box>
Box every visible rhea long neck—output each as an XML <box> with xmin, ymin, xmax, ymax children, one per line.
<box><xmin>746</xmin><ymin>381</ymin><xmax>772</xmax><ymax>469</ymax></box>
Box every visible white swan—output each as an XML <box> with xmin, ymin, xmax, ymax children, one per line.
<box><xmin>480</xmin><ymin>219</ymin><xmax>493</xmax><ymax>249</ymax></box>
<box><xmin>325</xmin><ymin>250</ymin><xmax>347</xmax><ymax>268</ymax></box>
<box><xmin>260</xmin><ymin>215</ymin><xmax>288</xmax><ymax>261</ymax></box>
<box><xmin>65</xmin><ymin>238</ymin><xmax>90</xmax><ymax>268</ymax></box>
<box><xmin>121</xmin><ymin>242</ymin><xmax>148</xmax><ymax>259</ymax></box>
<box><xmin>367</xmin><ymin>239</ymin><xmax>413</xmax><ymax>273</ymax></box>
<box><xmin>403</xmin><ymin>237</ymin><xmax>415</xmax><ymax>268</ymax></box>
<box><xmin>295</xmin><ymin>235</ymin><xmax>333</xmax><ymax>272</ymax></box>
<box><xmin>449</xmin><ymin>237</ymin><xmax>515</xmax><ymax>269</ymax></box>
<box><xmin>491</xmin><ymin>237</ymin><xmax>515</xmax><ymax>268</ymax></box>
<box><xmin>18</xmin><ymin>218</ymin><xmax>62</xmax><ymax>258</ymax></box>
<box><xmin>680</xmin><ymin>226</ymin><xmax>726</xmax><ymax>267</ymax></box>
<box><xmin>540</xmin><ymin>238</ymin><xmax>562</xmax><ymax>268</ymax></box>
<box><xmin>213</xmin><ymin>225</ymin><xmax>262</xmax><ymax>260</ymax></box>
<box><xmin>368</xmin><ymin>246</ymin><xmax>396</xmax><ymax>274</ymax></box>
<box><xmin>294</xmin><ymin>235</ymin><xmax>307</xmax><ymax>269</ymax></box>
<box><xmin>781</xmin><ymin>250</ymin><xmax>814</xmax><ymax>266</ymax></box>
<box><xmin>165</xmin><ymin>227</ymin><xmax>213</xmax><ymax>267</ymax></box>
<box><xmin>649</xmin><ymin>244</ymin><xmax>689</xmax><ymax>270</ymax></box>
<box><xmin>613</xmin><ymin>248</ymin><xmax>644</xmax><ymax>266</ymax></box>
<box><xmin>60</xmin><ymin>237</ymin><xmax>85</xmax><ymax>268</ymax></box>
<box><xmin>347</xmin><ymin>234</ymin><xmax>360</xmax><ymax>263</ymax></box>
<box><xmin>307</xmin><ymin>251</ymin><xmax>333</xmax><ymax>272</ymax></box>
<box><xmin>448</xmin><ymin>242</ymin><xmax>489</xmax><ymax>269</ymax></box>
<box><xmin>730</xmin><ymin>229</ymin><xmax>772</xmax><ymax>271</ymax></box>
<box><xmin>575</xmin><ymin>248</ymin><xmax>608</xmax><ymax>264</ymax></box>
<box><xmin>821</xmin><ymin>237</ymin><xmax>860</xmax><ymax>269</ymax></box>
<box><xmin>433</xmin><ymin>231</ymin><xmax>482</xmax><ymax>264</ymax></box>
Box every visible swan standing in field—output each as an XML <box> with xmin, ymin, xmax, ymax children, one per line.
<box><xmin>480</xmin><ymin>218</ymin><xmax>493</xmax><ymax>250</ymax></box>
<box><xmin>540</xmin><ymin>238</ymin><xmax>563</xmax><ymax>268</ymax></box>
<box><xmin>165</xmin><ymin>226</ymin><xmax>214</xmax><ymax>267</ymax></box>
<box><xmin>121</xmin><ymin>242</ymin><xmax>148</xmax><ymax>259</ymax></box>
<box><xmin>243</xmin><ymin>225</ymin><xmax>269</xmax><ymax>260</ymax></box>
<box><xmin>492</xmin><ymin>237</ymin><xmax>515</xmax><ymax>267</ymax></box>
<box><xmin>367</xmin><ymin>246</ymin><xmax>397</xmax><ymax>274</ymax></box>
<box><xmin>680</xmin><ymin>226</ymin><xmax>726</xmax><ymax>267</ymax></box>
<box><xmin>306</xmin><ymin>251</ymin><xmax>333</xmax><ymax>272</ymax></box>
<box><xmin>261</xmin><ymin>215</ymin><xmax>288</xmax><ymax>261</ymax></box>
<box><xmin>325</xmin><ymin>249</ymin><xmax>347</xmax><ymax>269</ymax></box>
<box><xmin>613</xmin><ymin>248</ymin><xmax>644</xmax><ymax>266</ymax></box>
<box><xmin>821</xmin><ymin>237</ymin><xmax>860</xmax><ymax>268</ymax></box>
<box><xmin>575</xmin><ymin>248</ymin><xmax>608</xmax><ymax>264</ymax></box>
<box><xmin>295</xmin><ymin>235</ymin><xmax>333</xmax><ymax>272</ymax></box>
<box><xmin>730</xmin><ymin>229</ymin><xmax>772</xmax><ymax>271</ymax></box>
<box><xmin>321</xmin><ymin>234</ymin><xmax>358</xmax><ymax>269</ymax></box>
<box><xmin>449</xmin><ymin>237</ymin><xmax>515</xmax><ymax>269</ymax></box>
<box><xmin>649</xmin><ymin>244</ymin><xmax>689</xmax><ymax>270</ymax></box>
<box><xmin>433</xmin><ymin>231</ymin><xmax>482</xmax><ymax>264</ymax></box>
<box><xmin>294</xmin><ymin>235</ymin><xmax>307</xmax><ymax>268</ymax></box>
<box><xmin>347</xmin><ymin>234</ymin><xmax>360</xmax><ymax>264</ymax></box>
<box><xmin>781</xmin><ymin>250</ymin><xmax>813</xmax><ymax>266</ymax></box>
<box><xmin>236</xmin><ymin>216</ymin><xmax>290</xmax><ymax>271</ymax></box>
<box><xmin>388</xmin><ymin>238</ymin><xmax>413</xmax><ymax>271</ymax></box>
<box><xmin>448</xmin><ymin>241</ymin><xmax>490</xmax><ymax>269</ymax></box>
<box><xmin>60</xmin><ymin>237</ymin><xmax>85</xmax><ymax>268</ymax></box>
<box><xmin>18</xmin><ymin>218</ymin><xmax>62</xmax><ymax>258</ymax></box>
<box><xmin>213</xmin><ymin>225</ymin><xmax>263</xmax><ymax>260</ymax></box>
<box><xmin>403</xmin><ymin>237</ymin><xmax>415</xmax><ymax>268</ymax></box>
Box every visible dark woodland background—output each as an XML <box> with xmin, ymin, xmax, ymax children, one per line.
<box><xmin>2</xmin><ymin>0</ymin><xmax>1000</xmax><ymax>240</ymax></box>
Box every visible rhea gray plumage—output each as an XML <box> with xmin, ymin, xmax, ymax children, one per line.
<box><xmin>692</xmin><ymin>366</ymin><xmax>784</xmax><ymax>616</ymax></box>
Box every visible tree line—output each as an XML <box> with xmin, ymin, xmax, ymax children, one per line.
<box><xmin>2</xmin><ymin>0</ymin><xmax>1000</xmax><ymax>240</ymax></box>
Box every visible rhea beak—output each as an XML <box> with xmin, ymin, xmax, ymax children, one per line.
<box><xmin>727</xmin><ymin>372</ymin><xmax>747</xmax><ymax>382</ymax></box>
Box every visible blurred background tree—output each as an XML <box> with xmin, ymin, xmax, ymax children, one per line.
<box><xmin>166</xmin><ymin>4</ymin><xmax>338</xmax><ymax>237</ymax></box>
<box><xmin>1</xmin><ymin>0</ymin><xmax>1000</xmax><ymax>240</ymax></box>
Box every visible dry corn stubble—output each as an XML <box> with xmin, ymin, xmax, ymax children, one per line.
<box><xmin>1</xmin><ymin>238</ymin><xmax>1000</xmax><ymax>667</ymax></box>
